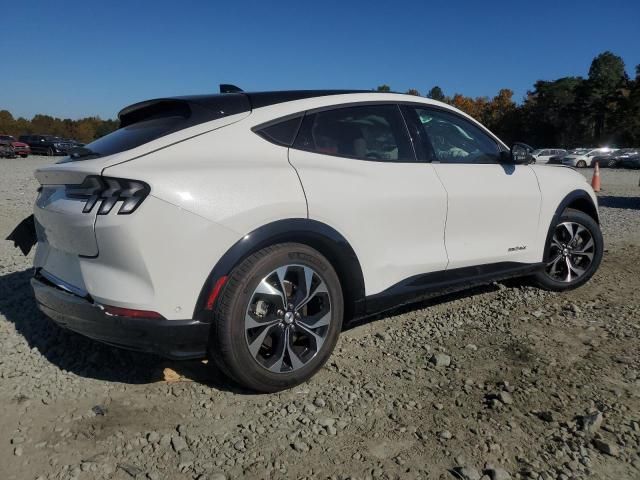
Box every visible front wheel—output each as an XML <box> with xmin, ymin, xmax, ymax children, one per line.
<box><xmin>208</xmin><ymin>243</ymin><xmax>344</xmax><ymax>393</ymax></box>
<box><xmin>46</xmin><ymin>147</ymin><xmax>54</xmax><ymax>156</ymax></box>
<box><xmin>534</xmin><ymin>209</ymin><xmax>603</xmax><ymax>291</ymax></box>
<box><xmin>576</xmin><ymin>160</ymin><xmax>587</xmax><ymax>168</ymax></box>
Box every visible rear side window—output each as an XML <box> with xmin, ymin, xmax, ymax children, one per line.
<box><xmin>292</xmin><ymin>104</ymin><xmax>414</xmax><ymax>162</ymax></box>
<box><xmin>254</xmin><ymin>116</ymin><xmax>303</xmax><ymax>146</ymax></box>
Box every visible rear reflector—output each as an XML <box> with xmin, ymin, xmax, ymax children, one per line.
<box><xmin>205</xmin><ymin>276</ymin><xmax>228</xmax><ymax>310</ymax></box>
<box><xmin>102</xmin><ymin>305</ymin><xmax>165</xmax><ymax>319</ymax></box>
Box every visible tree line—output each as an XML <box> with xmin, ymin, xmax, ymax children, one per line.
<box><xmin>1</xmin><ymin>51</ymin><xmax>638</xmax><ymax>148</ymax></box>
<box><xmin>378</xmin><ymin>51</ymin><xmax>640</xmax><ymax>148</ymax></box>
<box><xmin>0</xmin><ymin>110</ymin><xmax>119</xmax><ymax>144</ymax></box>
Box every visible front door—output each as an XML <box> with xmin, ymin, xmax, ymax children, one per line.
<box><xmin>403</xmin><ymin>105</ymin><xmax>541</xmax><ymax>270</ymax></box>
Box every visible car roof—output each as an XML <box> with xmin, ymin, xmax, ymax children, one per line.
<box><xmin>117</xmin><ymin>90</ymin><xmax>508</xmax><ymax>150</ymax></box>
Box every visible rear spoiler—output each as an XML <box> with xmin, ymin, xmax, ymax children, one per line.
<box><xmin>118</xmin><ymin>94</ymin><xmax>251</xmax><ymax>128</ymax></box>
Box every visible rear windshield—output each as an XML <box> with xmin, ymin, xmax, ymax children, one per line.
<box><xmin>59</xmin><ymin>116</ymin><xmax>186</xmax><ymax>162</ymax></box>
<box><xmin>58</xmin><ymin>94</ymin><xmax>251</xmax><ymax>163</ymax></box>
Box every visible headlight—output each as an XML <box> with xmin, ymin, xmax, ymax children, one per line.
<box><xmin>65</xmin><ymin>176</ymin><xmax>150</xmax><ymax>214</ymax></box>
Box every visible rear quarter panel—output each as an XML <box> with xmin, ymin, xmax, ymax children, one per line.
<box><xmin>101</xmin><ymin>119</ymin><xmax>307</xmax><ymax>234</ymax></box>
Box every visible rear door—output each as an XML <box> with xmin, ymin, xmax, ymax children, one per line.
<box><xmin>288</xmin><ymin>103</ymin><xmax>449</xmax><ymax>295</ymax></box>
<box><xmin>403</xmin><ymin>105</ymin><xmax>541</xmax><ymax>269</ymax></box>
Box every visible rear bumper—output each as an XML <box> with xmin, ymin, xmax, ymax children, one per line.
<box><xmin>31</xmin><ymin>276</ymin><xmax>210</xmax><ymax>360</ymax></box>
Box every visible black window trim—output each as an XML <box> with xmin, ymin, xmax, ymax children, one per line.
<box><xmin>255</xmin><ymin>102</ymin><xmax>421</xmax><ymax>164</ymax></box>
<box><xmin>252</xmin><ymin>100</ymin><xmax>508</xmax><ymax>165</ymax></box>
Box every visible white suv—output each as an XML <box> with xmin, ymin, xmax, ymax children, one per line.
<box><xmin>531</xmin><ymin>148</ymin><xmax>567</xmax><ymax>164</ymax></box>
<box><xmin>9</xmin><ymin>89</ymin><xmax>603</xmax><ymax>392</ymax></box>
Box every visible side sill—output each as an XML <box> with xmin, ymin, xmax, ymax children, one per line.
<box><xmin>361</xmin><ymin>262</ymin><xmax>544</xmax><ymax>318</ymax></box>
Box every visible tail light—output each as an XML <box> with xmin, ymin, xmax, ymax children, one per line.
<box><xmin>65</xmin><ymin>176</ymin><xmax>150</xmax><ymax>215</ymax></box>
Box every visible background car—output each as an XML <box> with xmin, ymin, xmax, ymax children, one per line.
<box><xmin>548</xmin><ymin>149</ymin><xmax>585</xmax><ymax>165</ymax></box>
<box><xmin>63</xmin><ymin>138</ymin><xmax>86</xmax><ymax>148</ymax></box>
<box><xmin>562</xmin><ymin>147</ymin><xmax>616</xmax><ymax>168</ymax></box>
<box><xmin>595</xmin><ymin>148</ymin><xmax>640</xmax><ymax>168</ymax></box>
<box><xmin>0</xmin><ymin>138</ymin><xmax>16</xmax><ymax>158</ymax></box>
<box><xmin>18</xmin><ymin>135</ymin><xmax>74</xmax><ymax>156</ymax></box>
<box><xmin>619</xmin><ymin>154</ymin><xmax>640</xmax><ymax>169</ymax></box>
<box><xmin>531</xmin><ymin>148</ymin><xmax>567</xmax><ymax>164</ymax></box>
<box><xmin>0</xmin><ymin>135</ymin><xmax>31</xmax><ymax>157</ymax></box>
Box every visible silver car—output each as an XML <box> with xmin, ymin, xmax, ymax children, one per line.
<box><xmin>562</xmin><ymin>148</ymin><xmax>617</xmax><ymax>168</ymax></box>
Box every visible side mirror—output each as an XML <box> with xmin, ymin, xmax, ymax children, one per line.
<box><xmin>510</xmin><ymin>143</ymin><xmax>533</xmax><ymax>164</ymax></box>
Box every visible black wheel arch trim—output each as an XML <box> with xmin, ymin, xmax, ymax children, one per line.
<box><xmin>193</xmin><ymin>218</ymin><xmax>366</xmax><ymax>322</ymax></box>
<box><xmin>543</xmin><ymin>189</ymin><xmax>599</xmax><ymax>262</ymax></box>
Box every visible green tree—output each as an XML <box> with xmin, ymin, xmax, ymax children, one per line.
<box><xmin>406</xmin><ymin>88</ymin><xmax>420</xmax><ymax>96</ymax></box>
<box><xmin>376</xmin><ymin>84</ymin><xmax>391</xmax><ymax>92</ymax></box>
<box><xmin>585</xmin><ymin>51</ymin><xmax>628</xmax><ymax>141</ymax></box>
<box><xmin>426</xmin><ymin>86</ymin><xmax>445</xmax><ymax>102</ymax></box>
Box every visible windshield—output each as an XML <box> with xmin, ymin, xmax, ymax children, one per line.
<box><xmin>0</xmin><ymin>135</ymin><xmax>14</xmax><ymax>141</ymax></box>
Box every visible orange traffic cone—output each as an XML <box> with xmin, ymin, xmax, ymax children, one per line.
<box><xmin>591</xmin><ymin>161</ymin><xmax>601</xmax><ymax>192</ymax></box>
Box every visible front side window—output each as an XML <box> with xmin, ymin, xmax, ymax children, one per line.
<box><xmin>410</xmin><ymin>107</ymin><xmax>501</xmax><ymax>164</ymax></box>
<box><xmin>293</xmin><ymin>104</ymin><xmax>414</xmax><ymax>162</ymax></box>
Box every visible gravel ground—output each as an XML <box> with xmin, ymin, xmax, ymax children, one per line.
<box><xmin>1</xmin><ymin>157</ymin><xmax>639</xmax><ymax>480</ymax></box>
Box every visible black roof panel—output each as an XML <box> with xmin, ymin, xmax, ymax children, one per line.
<box><xmin>117</xmin><ymin>90</ymin><xmax>373</xmax><ymax>129</ymax></box>
<box><xmin>244</xmin><ymin>90</ymin><xmax>369</xmax><ymax>109</ymax></box>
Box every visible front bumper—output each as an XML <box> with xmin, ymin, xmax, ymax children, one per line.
<box><xmin>31</xmin><ymin>275</ymin><xmax>210</xmax><ymax>360</ymax></box>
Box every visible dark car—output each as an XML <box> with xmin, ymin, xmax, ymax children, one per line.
<box><xmin>596</xmin><ymin>148</ymin><xmax>640</xmax><ymax>168</ymax></box>
<box><xmin>0</xmin><ymin>135</ymin><xmax>31</xmax><ymax>157</ymax></box>
<box><xmin>619</xmin><ymin>154</ymin><xmax>640</xmax><ymax>169</ymax></box>
<box><xmin>63</xmin><ymin>138</ymin><xmax>86</xmax><ymax>148</ymax></box>
<box><xmin>18</xmin><ymin>135</ymin><xmax>74</xmax><ymax>156</ymax></box>
<box><xmin>548</xmin><ymin>149</ymin><xmax>584</xmax><ymax>165</ymax></box>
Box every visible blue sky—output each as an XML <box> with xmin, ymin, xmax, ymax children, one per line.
<box><xmin>2</xmin><ymin>0</ymin><xmax>639</xmax><ymax>120</ymax></box>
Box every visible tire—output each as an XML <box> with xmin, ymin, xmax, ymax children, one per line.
<box><xmin>576</xmin><ymin>160</ymin><xmax>587</xmax><ymax>168</ymax></box>
<box><xmin>20</xmin><ymin>154</ymin><xmax>28</xmax><ymax>158</ymax></box>
<box><xmin>533</xmin><ymin>209</ymin><xmax>603</xmax><ymax>291</ymax></box>
<box><xmin>606</xmin><ymin>159</ymin><xmax>617</xmax><ymax>168</ymax></box>
<box><xmin>46</xmin><ymin>147</ymin><xmax>54</xmax><ymax>156</ymax></box>
<box><xmin>208</xmin><ymin>243</ymin><xmax>344</xmax><ymax>393</ymax></box>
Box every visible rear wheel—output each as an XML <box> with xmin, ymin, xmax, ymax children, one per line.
<box><xmin>46</xmin><ymin>147</ymin><xmax>54</xmax><ymax>156</ymax></box>
<box><xmin>576</xmin><ymin>160</ymin><xmax>587</xmax><ymax>168</ymax></box>
<box><xmin>534</xmin><ymin>209</ymin><xmax>603</xmax><ymax>291</ymax></box>
<box><xmin>208</xmin><ymin>243</ymin><xmax>343</xmax><ymax>393</ymax></box>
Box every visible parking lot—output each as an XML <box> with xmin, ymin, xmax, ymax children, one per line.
<box><xmin>1</xmin><ymin>157</ymin><xmax>639</xmax><ymax>479</ymax></box>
